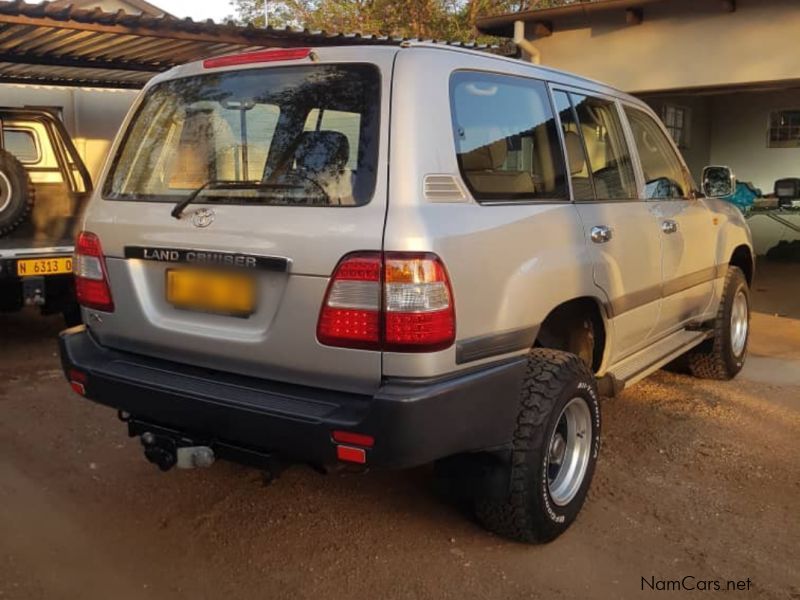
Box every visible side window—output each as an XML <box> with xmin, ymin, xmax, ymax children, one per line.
<box><xmin>3</xmin><ymin>128</ymin><xmax>40</xmax><ymax>163</ymax></box>
<box><xmin>552</xmin><ymin>90</ymin><xmax>594</xmax><ymax>201</ymax></box>
<box><xmin>450</xmin><ymin>71</ymin><xmax>567</xmax><ymax>201</ymax></box>
<box><xmin>571</xmin><ymin>94</ymin><xmax>637</xmax><ymax>200</ymax></box>
<box><xmin>625</xmin><ymin>107</ymin><xmax>691</xmax><ymax>200</ymax></box>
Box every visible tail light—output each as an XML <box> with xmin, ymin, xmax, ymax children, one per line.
<box><xmin>317</xmin><ymin>252</ymin><xmax>455</xmax><ymax>352</ymax></box>
<box><xmin>73</xmin><ymin>231</ymin><xmax>114</xmax><ymax>312</ymax></box>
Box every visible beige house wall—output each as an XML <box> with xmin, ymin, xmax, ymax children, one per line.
<box><xmin>642</xmin><ymin>89</ymin><xmax>800</xmax><ymax>193</ymax></box>
<box><xmin>709</xmin><ymin>88</ymin><xmax>800</xmax><ymax>193</ymax></box>
<box><xmin>1</xmin><ymin>84</ymin><xmax>137</xmax><ymax>184</ymax></box>
<box><xmin>527</xmin><ymin>0</ymin><xmax>800</xmax><ymax>93</ymax></box>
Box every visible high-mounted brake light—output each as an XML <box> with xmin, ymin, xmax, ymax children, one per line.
<box><xmin>317</xmin><ymin>252</ymin><xmax>455</xmax><ymax>352</ymax></box>
<box><xmin>73</xmin><ymin>231</ymin><xmax>114</xmax><ymax>312</ymax></box>
<box><xmin>203</xmin><ymin>48</ymin><xmax>312</xmax><ymax>69</ymax></box>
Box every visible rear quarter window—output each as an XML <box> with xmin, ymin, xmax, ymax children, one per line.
<box><xmin>3</xmin><ymin>128</ymin><xmax>40</xmax><ymax>163</ymax></box>
<box><xmin>449</xmin><ymin>71</ymin><xmax>567</xmax><ymax>202</ymax></box>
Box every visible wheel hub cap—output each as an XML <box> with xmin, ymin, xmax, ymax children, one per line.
<box><xmin>730</xmin><ymin>289</ymin><xmax>749</xmax><ymax>357</ymax></box>
<box><xmin>547</xmin><ymin>397</ymin><xmax>593</xmax><ymax>507</ymax></box>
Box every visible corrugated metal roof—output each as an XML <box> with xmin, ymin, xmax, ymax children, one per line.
<box><xmin>0</xmin><ymin>0</ymin><xmax>497</xmax><ymax>89</ymax></box>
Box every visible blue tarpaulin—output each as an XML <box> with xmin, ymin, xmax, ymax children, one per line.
<box><xmin>723</xmin><ymin>182</ymin><xmax>760</xmax><ymax>213</ymax></box>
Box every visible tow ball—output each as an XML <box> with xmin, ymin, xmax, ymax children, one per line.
<box><xmin>140</xmin><ymin>431</ymin><xmax>215</xmax><ymax>472</ymax></box>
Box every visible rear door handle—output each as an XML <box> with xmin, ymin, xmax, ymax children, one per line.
<box><xmin>590</xmin><ymin>225</ymin><xmax>613</xmax><ymax>244</ymax></box>
<box><xmin>662</xmin><ymin>219</ymin><xmax>678</xmax><ymax>234</ymax></box>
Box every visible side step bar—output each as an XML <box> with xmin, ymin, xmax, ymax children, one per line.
<box><xmin>603</xmin><ymin>329</ymin><xmax>711</xmax><ymax>394</ymax></box>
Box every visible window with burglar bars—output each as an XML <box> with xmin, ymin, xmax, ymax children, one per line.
<box><xmin>768</xmin><ymin>110</ymin><xmax>800</xmax><ymax>148</ymax></box>
<box><xmin>662</xmin><ymin>104</ymin><xmax>690</xmax><ymax>149</ymax></box>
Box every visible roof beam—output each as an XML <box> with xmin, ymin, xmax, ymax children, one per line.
<box><xmin>626</xmin><ymin>8</ymin><xmax>643</xmax><ymax>25</ymax></box>
<box><xmin>0</xmin><ymin>73</ymin><xmax>143</xmax><ymax>89</ymax></box>
<box><xmin>532</xmin><ymin>21</ymin><xmax>552</xmax><ymax>37</ymax></box>
<box><xmin>0</xmin><ymin>50</ymin><xmax>164</xmax><ymax>72</ymax></box>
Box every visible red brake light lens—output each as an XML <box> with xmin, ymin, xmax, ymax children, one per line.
<box><xmin>317</xmin><ymin>252</ymin><xmax>382</xmax><ymax>350</ymax></box>
<box><xmin>317</xmin><ymin>252</ymin><xmax>455</xmax><ymax>352</ymax></box>
<box><xmin>203</xmin><ymin>48</ymin><xmax>311</xmax><ymax>69</ymax></box>
<box><xmin>74</xmin><ymin>231</ymin><xmax>114</xmax><ymax>312</ymax></box>
<box><xmin>383</xmin><ymin>253</ymin><xmax>455</xmax><ymax>352</ymax></box>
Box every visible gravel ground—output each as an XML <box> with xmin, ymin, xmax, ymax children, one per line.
<box><xmin>1</xmin><ymin>261</ymin><xmax>798</xmax><ymax>600</ymax></box>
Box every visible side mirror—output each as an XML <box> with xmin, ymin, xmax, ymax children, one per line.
<box><xmin>702</xmin><ymin>165</ymin><xmax>736</xmax><ymax>199</ymax></box>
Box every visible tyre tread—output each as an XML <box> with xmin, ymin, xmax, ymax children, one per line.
<box><xmin>475</xmin><ymin>348</ymin><xmax>596</xmax><ymax>543</ymax></box>
<box><xmin>0</xmin><ymin>149</ymin><xmax>34</xmax><ymax>237</ymax></box>
<box><xmin>687</xmin><ymin>266</ymin><xmax>747</xmax><ymax>380</ymax></box>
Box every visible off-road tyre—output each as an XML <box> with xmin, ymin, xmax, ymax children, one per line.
<box><xmin>474</xmin><ymin>349</ymin><xmax>600</xmax><ymax>543</ymax></box>
<box><xmin>0</xmin><ymin>149</ymin><xmax>34</xmax><ymax>237</ymax></box>
<box><xmin>687</xmin><ymin>266</ymin><xmax>750</xmax><ymax>380</ymax></box>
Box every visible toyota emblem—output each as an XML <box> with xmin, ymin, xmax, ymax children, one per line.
<box><xmin>191</xmin><ymin>208</ymin><xmax>215</xmax><ymax>228</ymax></box>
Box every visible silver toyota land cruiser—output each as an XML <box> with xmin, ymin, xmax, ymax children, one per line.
<box><xmin>59</xmin><ymin>44</ymin><xmax>754</xmax><ymax>543</ymax></box>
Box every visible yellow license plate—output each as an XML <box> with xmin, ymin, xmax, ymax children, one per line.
<box><xmin>17</xmin><ymin>256</ymin><xmax>73</xmax><ymax>277</ymax></box>
<box><xmin>166</xmin><ymin>269</ymin><xmax>256</xmax><ymax>317</ymax></box>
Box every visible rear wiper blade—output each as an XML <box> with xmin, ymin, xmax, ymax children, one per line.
<box><xmin>170</xmin><ymin>180</ymin><xmax>300</xmax><ymax>219</ymax></box>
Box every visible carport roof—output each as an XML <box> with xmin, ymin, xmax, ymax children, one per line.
<box><xmin>0</xmin><ymin>0</ymin><xmax>493</xmax><ymax>89</ymax></box>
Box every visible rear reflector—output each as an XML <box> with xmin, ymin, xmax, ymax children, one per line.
<box><xmin>68</xmin><ymin>369</ymin><xmax>87</xmax><ymax>396</ymax></box>
<box><xmin>332</xmin><ymin>430</ymin><xmax>375</xmax><ymax>448</ymax></box>
<box><xmin>317</xmin><ymin>252</ymin><xmax>455</xmax><ymax>352</ymax></box>
<box><xmin>336</xmin><ymin>445</ymin><xmax>367</xmax><ymax>464</ymax></box>
<box><xmin>74</xmin><ymin>231</ymin><xmax>114</xmax><ymax>312</ymax></box>
<box><xmin>203</xmin><ymin>48</ymin><xmax>311</xmax><ymax>69</ymax></box>
<box><xmin>68</xmin><ymin>369</ymin><xmax>87</xmax><ymax>384</ymax></box>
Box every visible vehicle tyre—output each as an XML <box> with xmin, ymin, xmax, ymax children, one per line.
<box><xmin>0</xmin><ymin>150</ymin><xmax>34</xmax><ymax>237</ymax></box>
<box><xmin>687</xmin><ymin>266</ymin><xmax>750</xmax><ymax>380</ymax></box>
<box><xmin>474</xmin><ymin>349</ymin><xmax>600</xmax><ymax>543</ymax></box>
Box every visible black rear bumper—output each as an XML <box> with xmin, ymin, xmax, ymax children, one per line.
<box><xmin>59</xmin><ymin>327</ymin><xmax>525</xmax><ymax>469</ymax></box>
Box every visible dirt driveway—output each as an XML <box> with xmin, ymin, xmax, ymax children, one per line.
<box><xmin>1</xmin><ymin>262</ymin><xmax>798</xmax><ymax>600</ymax></box>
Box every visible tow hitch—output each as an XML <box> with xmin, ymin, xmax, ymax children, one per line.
<box><xmin>140</xmin><ymin>431</ymin><xmax>215</xmax><ymax>471</ymax></box>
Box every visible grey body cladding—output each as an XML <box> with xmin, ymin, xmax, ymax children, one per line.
<box><xmin>456</xmin><ymin>327</ymin><xmax>538</xmax><ymax>364</ymax></box>
<box><xmin>605</xmin><ymin>264</ymin><xmax>729</xmax><ymax>319</ymax></box>
<box><xmin>124</xmin><ymin>246</ymin><xmax>290</xmax><ymax>272</ymax></box>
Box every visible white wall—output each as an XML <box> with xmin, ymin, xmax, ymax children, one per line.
<box><xmin>0</xmin><ymin>84</ymin><xmax>138</xmax><ymax>183</ymax></box>
<box><xmin>526</xmin><ymin>0</ymin><xmax>800</xmax><ymax>93</ymax></box>
<box><xmin>710</xmin><ymin>88</ymin><xmax>800</xmax><ymax>193</ymax></box>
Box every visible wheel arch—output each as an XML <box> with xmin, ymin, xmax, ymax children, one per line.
<box><xmin>729</xmin><ymin>244</ymin><xmax>754</xmax><ymax>286</ymax></box>
<box><xmin>535</xmin><ymin>296</ymin><xmax>608</xmax><ymax>374</ymax></box>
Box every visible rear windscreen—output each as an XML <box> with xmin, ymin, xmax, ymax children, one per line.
<box><xmin>104</xmin><ymin>64</ymin><xmax>381</xmax><ymax>207</ymax></box>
